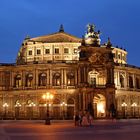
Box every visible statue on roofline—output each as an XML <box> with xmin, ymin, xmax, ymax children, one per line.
<box><xmin>84</xmin><ymin>23</ymin><xmax>101</xmax><ymax>46</ymax></box>
<box><xmin>87</xmin><ymin>24</ymin><xmax>95</xmax><ymax>33</ymax></box>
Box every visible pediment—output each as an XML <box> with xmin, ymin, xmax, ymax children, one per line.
<box><xmin>31</xmin><ymin>32</ymin><xmax>81</xmax><ymax>43</ymax></box>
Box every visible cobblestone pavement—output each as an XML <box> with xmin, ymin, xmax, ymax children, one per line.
<box><xmin>0</xmin><ymin>119</ymin><xmax>140</xmax><ymax>140</ymax></box>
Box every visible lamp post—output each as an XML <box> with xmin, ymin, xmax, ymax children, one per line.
<box><xmin>131</xmin><ymin>102</ymin><xmax>137</xmax><ymax>118</ymax></box>
<box><xmin>3</xmin><ymin>103</ymin><xmax>9</xmax><ymax>119</ymax></box>
<box><xmin>60</xmin><ymin>102</ymin><xmax>67</xmax><ymax>120</ymax></box>
<box><xmin>121</xmin><ymin>102</ymin><xmax>127</xmax><ymax>119</ymax></box>
<box><xmin>42</xmin><ymin>92</ymin><xmax>53</xmax><ymax>125</ymax></box>
<box><xmin>15</xmin><ymin>102</ymin><xmax>21</xmax><ymax>119</ymax></box>
<box><xmin>28</xmin><ymin>102</ymin><xmax>36</xmax><ymax>119</ymax></box>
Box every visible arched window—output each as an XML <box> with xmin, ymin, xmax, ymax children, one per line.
<box><xmin>67</xmin><ymin>98</ymin><xmax>74</xmax><ymax>105</ymax></box>
<box><xmin>67</xmin><ymin>98</ymin><xmax>74</xmax><ymax>119</ymax></box>
<box><xmin>14</xmin><ymin>74</ymin><xmax>21</xmax><ymax>88</ymax></box>
<box><xmin>38</xmin><ymin>73</ymin><xmax>47</xmax><ymax>86</ymax></box>
<box><xmin>67</xmin><ymin>72</ymin><xmax>75</xmax><ymax>86</ymax></box>
<box><xmin>136</xmin><ymin>78</ymin><xmax>140</xmax><ymax>89</ymax></box>
<box><xmin>129</xmin><ymin>76</ymin><xmax>133</xmax><ymax>88</ymax></box>
<box><xmin>88</xmin><ymin>70</ymin><xmax>99</xmax><ymax>87</ymax></box>
<box><xmin>27</xmin><ymin>100</ymin><xmax>33</xmax><ymax>106</ymax></box>
<box><xmin>53</xmin><ymin>73</ymin><xmax>61</xmax><ymax>86</ymax></box>
<box><xmin>53</xmin><ymin>98</ymin><xmax>61</xmax><ymax>104</ymax></box>
<box><xmin>25</xmin><ymin>73</ymin><xmax>33</xmax><ymax>87</ymax></box>
<box><xmin>15</xmin><ymin>100</ymin><xmax>21</xmax><ymax>107</ymax></box>
<box><xmin>120</xmin><ymin>75</ymin><xmax>124</xmax><ymax>88</ymax></box>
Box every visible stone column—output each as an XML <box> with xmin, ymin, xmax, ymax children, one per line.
<box><xmin>106</xmin><ymin>67</ymin><xmax>111</xmax><ymax>85</ymax></box>
<box><xmin>133</xmin><ymin>74</ymin><xmax>136</xmax><ymax>89</ymax></box>
<box><xmin>61</xmin><ymin>69</ymin><xmax>64</xmax><ymax>88</ymax></box>
<box><xmin>75</xmin><ymin>69</ymin><xmax>78</xmax><ymax>87</ymax></box>
<box><xmin>35</xmin><ymin>69</ymin><xmax>38</xmax><ymax>89</ymax></box>
<box><xmin>22</xmin><ymin>70</ymin><xmax>25</xmax><ymax>89</ymax></box>
<box><xmin>49</xmin><ymin>69</ymin><xmax>52</xmax><ymax>87</ymax></box>
<box><xmin>83</xmin><ymin>66</ymin><xmax>86</xmax><ymax>83</ymax></box>
<box><xmin>47</xmin><ymin>69</ymin><xmax>49</xmax><ymax>87</ymax></box>
<box><xmin>78</xmin><ymin>67</ymin><xmax>81</xmax><ymax>85</ymax></box>
<box><xmin>11</xmin><ymin>71</ymin><xmax>14</xmax><ymax>88</ymax></box>
<box><xmin>33</xmin><ymin>69</ymin><xmax>36</xmax><ymax>89</ymax></box>
<box><xmin>116</xmin><ymin>71</ymin><xmax>119</xmax><ymax>86</ymax></box>
<box><xmin>42</xmin><ymin>45</ymin><xmax>44</xmax><ymax>62</ymax></box>
<box><xmin>64</xmin><ymin>69</ymin><xmax>67</xmax><ymax>87</ymax></box>
<box><xmin>83</xmin><ymin>90</ymin><xmax>86</xmax><ymax>111</ymax></box>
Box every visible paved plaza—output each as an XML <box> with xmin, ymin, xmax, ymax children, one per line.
<box><xmin>0</xmin><ymin>119</ymin><xmax>140</xmax><ymax>140</ymax></box>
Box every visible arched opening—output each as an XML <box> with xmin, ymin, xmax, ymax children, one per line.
<box><xmin>67</xmin><ymin>98</ymin><xmax>74</xmax><ymax>119</ymax></box>
<box><xmin>38</xmin><ymin>73</ymin><xmax>47</xmax><ymax>86</ymax></box>
<box><xmin>39</xmin><ymin>99</ymin><xmax>46</xmax><ymax>120</ymax></box>
<box><xmin>93</xmin><ymin>94</ymin><xmax>106</xmax><ymax>118</ymax></box>
<box><xmin>136</xmin><ymin>78</ymin><xmax>140</xmax><ymax>89</ymax></box>
<box><xmin>14</xmin><ymin>74</ymin><xmax>21</xmax><ymax>88</ymax></box>
<box><xmin>26</xmin><ymin>100</ymin><xmax>35</xmax><ymax>119</ymax></box>
<box><xmin>52</xmin><ymin>98</ymin><xmax>61</xmax><ymax>119</ymax></box>
<box><xmin>52</xmin><ymin>73</ymin><xmax>61</xmax><ymax>86</ymax></box>
<box><xmin>15</xmin><ymin>100</ymin><xmax>21</xmax><ymax>119</ymax></box>
<box><xmin>88</xmin><ymin>70</ymin><xmax>98</xmax><ymax>87</ymax></box>
<box><xmin>25</xmin><ymin>74</ymin><xmax>33</xmax><ymax>87</ymax></box>
<box><xmin>120</xmin><ymin>75</ymin><xmax>124</xmax><ymax>88</ymax></box>
<box><xmin>67</xmin><ymin>72</ymin><xmax>75</xmax><ymax>86</ymax></box>
<box><xmin>88</xmin><ymin>70</ymin><xmax>105</xmax><ymax>87</ymax></box>
<box><xmin>129</xmin><ymin>76</ymin><xmax>133</xmax><ymax>88</ymax></box>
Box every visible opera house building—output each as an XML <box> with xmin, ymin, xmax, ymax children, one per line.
<box><xmin>0</xmin><ymin>24</ymin><xmax>140</xmax><ymax>120</ymax></box>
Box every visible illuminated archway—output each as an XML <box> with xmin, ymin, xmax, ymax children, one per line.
<box><xmin>93</xmin><ymin>94</ymin><xmax>106</xmax><ymax>118</ymax></box>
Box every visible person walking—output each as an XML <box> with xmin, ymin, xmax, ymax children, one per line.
<box><xmin>74</xmin><ymin>112</ymin><xmax>79</xmax><ymax>126</ymax></box>
<box><xmin>82</xmin><ymin>113</ymin><xmax>89</xmax><ymax>126</ymax></box>
<box><xmin>89</xmin><ymin>114</ymin><xmax>93</xmax><ymax>126</ymax></box>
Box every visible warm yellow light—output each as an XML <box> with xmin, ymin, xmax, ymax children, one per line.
<box><xmin>131</xmin><ymin>102</ymin><xmax>137</xmax><ymax>107</ymax></box>
<box><xmin>121</xmin><ymin>102</ymin><xmax>127</xmax><ymax>107</ymax></box>
<box><xmin>3</xmin><ymin>103</ymin><xmax>9</xmax><ymax>107</ymax></box>
<box><xmin>42</xmin><ymin>92</ymin><xmax>53</xmax><ymax>100</ymax></box>
<box><xmin>57</xmin><ymin>80</ymin><xmax>60</xmax><ymax>85</ymax></box>
<box><xmin>97</xmin><ymin>103</ymin><xmax>105</xmax><ymax>113</ymax></box>
<box><xmin>68</xmin><ymin>80</ymin><xmax>70</xmax><ymax>85</ymax></box>
<box><xmin>42</xmin><ymin>94</ymin><xmax>46</xmax><ymax>99</ymax></box>
<box><xmin>15</xmin><ymin>102</ymin><xmax>22</xmax><ymax>107</ymax></box>
<box><xmin>60</xmin><ymin>102</ymin><xmax>67</xmax><ymax>106</ymax></box>
<box><xmin>50</xmin><ymin>94</ymin><xmax>53</xmax><ymax>99</ymax></box>
<box><xmin>29</xmin><ymin>102</ymin><xmax>36</xmax><ymax>107</ymax></box>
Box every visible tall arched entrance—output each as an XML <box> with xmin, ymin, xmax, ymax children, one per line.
<box><xmin>93</xmin><ymin>94</ymin><xmax>106</xmax><ymax>118</ymax></box>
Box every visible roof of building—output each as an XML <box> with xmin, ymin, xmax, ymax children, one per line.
<box><xmin>30</xmin><ymin>31</ymin><xmax>81</xmax><ymax>43</ymax></box>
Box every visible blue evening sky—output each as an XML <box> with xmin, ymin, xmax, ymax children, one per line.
<box><xmin>0</xmin><ymin>0</ymin><xmax>140</xmax><ymax>66</ymax></box>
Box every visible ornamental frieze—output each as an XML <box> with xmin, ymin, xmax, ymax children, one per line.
<box><xmin>88</xmin><ymin>52</ymin><xmax>106</xmax><ymax>64</ymax></box>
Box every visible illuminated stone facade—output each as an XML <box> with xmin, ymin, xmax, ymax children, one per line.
<box><xmin>0</xmin><ymin>25</ymin><xmax>139</xmax><ymax>120</ymax></box>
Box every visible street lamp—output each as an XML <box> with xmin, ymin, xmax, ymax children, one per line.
<box><xmin>3</xmin><ymin>103</ymin><xmax>9</xmax><ymax>119</ymax></box>
<box><xmin>42</xmin><ymin>92</ymin><xmax>53</xmax><ymax>125</ymax></box>
<box><xmin>131</xmin><ymin>102</ymin><xmax>137</xmax><ymax>118</ymax></box>
<box><xmin>15</xmin><ymin>102</ymin><xmax>22</xmax><ymax>119</ymax></box>
<box><xmin>28</xmin><ymin>102</ymin><xmax>36</xmax><ymax>119</ymax></box>
<box><xmin>121</xmin><ymin>102</ymin><xmax>127</xmax><ymax>118</ymax></box>
<box><xmin>60</xmin><ymin>102</ymin><xmax>67</xmax><ymax>120</ymax></box>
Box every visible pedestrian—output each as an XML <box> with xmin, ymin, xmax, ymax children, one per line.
<box><xmin>82</xmin><ymin>113</ymin><xmax>89</xmax><ymax>126</ymax></box>
<box><xmin>79</xmin><ymin>111</ymin><xmax>83</xmax><ymax>126</ymax></box>
<box><xmin>74</xmin><ymin>112</ymin><xmax>79</xmax><ymax>126</ymax></box>
<box><xmin>89</xmin><ymin>114</ymin><xmax>93</xmax><ymax>126</ymax></box>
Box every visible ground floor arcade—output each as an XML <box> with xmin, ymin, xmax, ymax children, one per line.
<box><xmin>0</xmin><ymin>88</ymin><xmax>139</xmax><ymax>119</ymax></box>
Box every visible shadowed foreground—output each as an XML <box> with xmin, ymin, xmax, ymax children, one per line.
<box><xmin>0</xmin><ymin>119</ymin><xmax>140</xmax><ymax>140</ymax></box>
